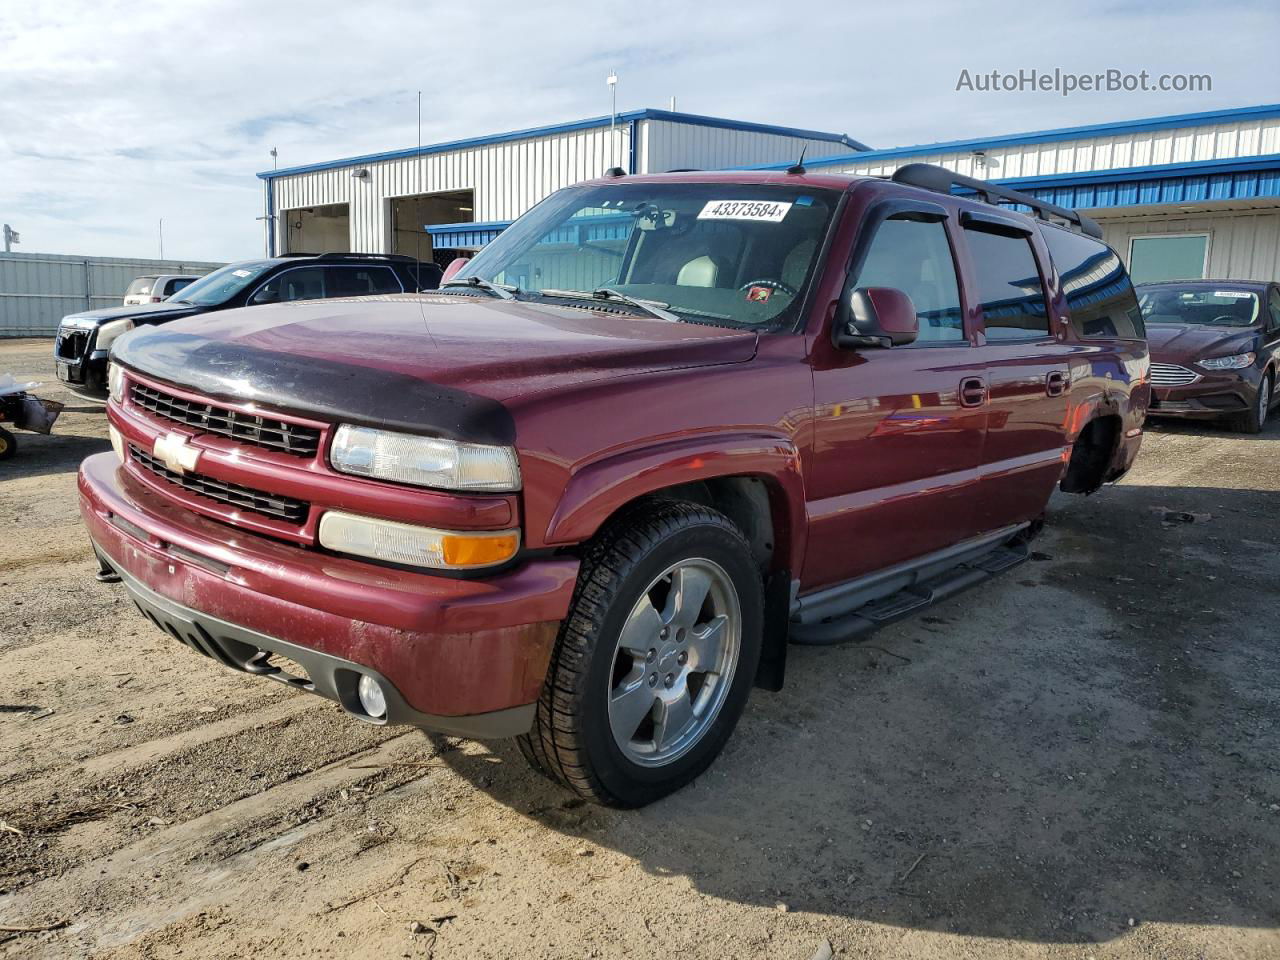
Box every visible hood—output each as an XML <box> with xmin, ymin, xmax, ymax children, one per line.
<box><xmin>61</xmin><ymin>301</ymin><xmax>206</xmax><ymax>327</ymax></box>
<box><xmin>111</xmin><ymin>294</ymin><xmax>758</xmax><ymax>445</ymax></box>
<box><xmin>1146</xmin><ymin>323</ymin><xmax>1258</xmax><ymax>364</ymax></box>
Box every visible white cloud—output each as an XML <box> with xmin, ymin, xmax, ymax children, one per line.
<box><xmin>1</xmin><ymin>0</ymin><xmax>1274</xmax><ymax>261</ymax></box>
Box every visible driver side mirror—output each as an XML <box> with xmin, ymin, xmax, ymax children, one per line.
<box><xmin>441</xmin><ymin>257</ymin><xmax>470</xmax><ymax>284</ymax></box>
<box><xmin>834</xmin><ymin>287</ymin><xmax>919</xmax><ymax>349</ymax></box>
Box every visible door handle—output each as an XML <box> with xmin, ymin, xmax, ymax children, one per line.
<box><xmin>1046</xmin><ymin>371</ymin><xmax>1070</xmax><ymax>397</ymax></box>
<box><xmin>959</xmin><ymin>376</ymin><xmax>987</xmax><ymax>408</ymax></box>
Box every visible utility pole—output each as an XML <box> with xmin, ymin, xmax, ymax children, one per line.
<box><xmin>2</xmin><ymin>224</ymin><xmax>19</xmax><ymax>253</ymax></box>
<box><xmin>607</xmin><ymin>71</ymin><xmax>618</xmax><ymax>169</ymax></box>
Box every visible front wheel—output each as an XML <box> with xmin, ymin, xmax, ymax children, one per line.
<box><xmin>1229</xmin><ymin>372</ymin><xmax>1271</xmax><ymax>434</ymax></box>
<box><xmin>0</xmin><ymin>427</ymin><xmax>15</xmax><ymax>461</ymax></box>
<box><xmin>519</xmin><ymin>501</ymin><xmax>763</xmax><ymax>807</ymax></box>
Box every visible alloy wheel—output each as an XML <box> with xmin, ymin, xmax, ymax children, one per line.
<box><xmin>607</xmin><ymin>558</ymin><xmax>741</xmax><ymax>767</ymax></box>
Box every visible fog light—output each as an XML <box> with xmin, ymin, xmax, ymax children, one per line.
<box><xmin>108</xmin><ymin>424</ymin><xmax>125</xmax><ymax>462</ymax></box>
<box><xmin>357</xmin><ymin>675</ymin><xmax>387</xmax><ymax>719</ymax></box>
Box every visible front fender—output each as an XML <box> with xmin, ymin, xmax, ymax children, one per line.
<box><xmin>542</xmin><ymin>432</ymin><xmax>807</xmax><ymax>570</ymax></box>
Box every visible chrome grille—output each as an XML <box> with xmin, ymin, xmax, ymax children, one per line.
<box><xmin>128</xmin><ymin>444</ymin><xmax>310</xmax><ymax>524</ymax></box>
<box><xmin>130</xmin><ymin>383</ymin><xmax>321</xmax><ymax>457</ymax></box>
<box><xmin>1150</xmin><ymin>362</ymin><xmax>1200</xmax><ymax>387</ymax></box>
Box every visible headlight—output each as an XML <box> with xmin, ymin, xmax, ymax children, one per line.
<box><xmin>318</xmin><ymin>510</ymin><xmax>520</xmax><ymax>570</ymax></box>
<box><xmin>107</xmin><ymin>362</ymin><xmax>125</xmax><ymax>403</ymax></box>
<box><xmin>330</xmin><ymin>425</ymin><xmax>520</xmax><ymax>492</ymax></box>
<box><xmin>1198</xmin><ymin>352</ymin><xmax>1255</xmax><ymax>371</ymax></box>
<box><xmin>95</xmin><ymin>318</ymin><xmax>135</xmax><ymax>350</ymax></box>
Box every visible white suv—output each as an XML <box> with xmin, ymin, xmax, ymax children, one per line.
<box><xmin>123</xmin><ymin>274</ymin><xmax>200</xmax><ymax>305</ymax></box>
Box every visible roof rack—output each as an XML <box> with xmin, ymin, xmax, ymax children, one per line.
<box><xmin>311</xmin><ymin>252</ymin><xmax>422</xmax><ymax>263</ymax></box>
<box><xmin>890</xmin><ymin>163</ymin><xmax>1103</xmax><ymax>239</ymax></box>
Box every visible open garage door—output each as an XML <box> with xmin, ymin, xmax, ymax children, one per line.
<box><xmin>389</xmin><ymin>190</ymin><xmax>474</xmax><ymax>268</ymax></box>
<box><xmin>284</xmin><ymin>203</ymin><xmax>350</xmax><ymax>254</ymax></box>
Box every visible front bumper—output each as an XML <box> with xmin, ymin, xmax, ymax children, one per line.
<box><xmin>1149</xmin><ymin>368</ymin><xmax>1259</xmax><ymax>419</ymax></box>
<box><xmin>54</xmin><ymin>342</ymin><xmax>109</xmax><ymax>401</ymax></box>
<box><xmin>79</xmin><ymin>451</ymin><xmax>579</xmax><ymax>737</ymax></box>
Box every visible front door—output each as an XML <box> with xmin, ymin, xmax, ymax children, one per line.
<box><xmin>806</xmin><ymin>206</ymin><xmax>987</xmax><ymax>591</ymax></box>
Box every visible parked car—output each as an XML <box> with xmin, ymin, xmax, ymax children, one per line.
<box><xmin>54</xmin><ymin>253</ymin><xmax>442</xmax><ymax>401</ymax></box>
<box><xmin>80</xmin><ymin>165</ymin><xmax>1148</xmax><ymax>807</ymax></box>
<box><xmin>123</xmin><ymin>274</ymin><xmax>201</xmax><ymax>305</ymax></box>
<box><xmin>1137</xmin><ymin>279</ymin><xmax>1280</xmax><ymax>433</ymax></box>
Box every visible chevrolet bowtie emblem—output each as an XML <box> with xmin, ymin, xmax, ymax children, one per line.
<box><xmin>153</xmin><ymin>432</ymin><xmax>201</xmax><ymax>475</ymax></box>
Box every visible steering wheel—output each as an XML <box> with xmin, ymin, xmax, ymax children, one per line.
<box><xmin>739</xmin><ymin>278</ymin><xmax>797</xmax><ymax>298</ymax></box>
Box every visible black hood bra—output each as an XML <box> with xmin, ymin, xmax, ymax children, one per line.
<box><xmin>111</xmin><ymin>325</ymin><xmax>516</xmax><ymax>446</ymax></box>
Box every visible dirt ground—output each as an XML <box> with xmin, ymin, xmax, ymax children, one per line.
<box><xmin>0</xmin><ymin>335</ymin><xmax>1276</xmax><ymax>960</ymax></box>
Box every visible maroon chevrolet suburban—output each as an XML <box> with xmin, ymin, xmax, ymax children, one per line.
<box><xmin>81</xmin><ymin>164</ymin><xmax>1149</xmax><ymax>807</ymax></box>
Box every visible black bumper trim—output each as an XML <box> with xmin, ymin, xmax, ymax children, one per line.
<box><xmin>95</xmin><ymin>548</ymin><xmax>535</xmax><ymax>739</ymax></box>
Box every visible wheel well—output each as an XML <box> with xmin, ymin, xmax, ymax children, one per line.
<box><xmin>639</xmin><ymin>476</ymin><xmax>780</xmax><ymax>574</ymax></box>
<box><xmin>1060</xmin><ymin>415</ymin><xmax>1121</xmax><ymax>495</ymax></box>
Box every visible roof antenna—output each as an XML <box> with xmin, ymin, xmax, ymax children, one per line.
<box><xmin>786</xmin><ymin>147</ymin><xmax>807</xmax><ymax>176</ymax></box>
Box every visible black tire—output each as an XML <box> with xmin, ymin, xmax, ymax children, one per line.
<box><xmin>0</xmin><ymin>427</ymin><xmax>15</xmax><ymax>461</ymax></box>
<box><xmin>1229</xmin><ymin>372</ymin><xmax>1272</xmax><ymax>434</ymax></box>
<box><xmin>519</xmin><ymin>500</ymin><xmax>763</xmax><ymax>808</ymax></box>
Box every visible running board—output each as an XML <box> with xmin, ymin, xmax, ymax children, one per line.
<box><xmin>788</xmin><ymin>541</ymin><xmax>1029</xmax><ymax>646</ymax></box>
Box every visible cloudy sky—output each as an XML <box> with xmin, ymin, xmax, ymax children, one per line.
<box><xmin>2</xmin><ymin>0</ymin><xmax>1276</xmax><ymax>262</ymax></box>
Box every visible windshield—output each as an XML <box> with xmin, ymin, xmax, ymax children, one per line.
<box><xmin>169</xmin><ymin>261</ymin><xmax>275</xmax><ymax>306</ymax></box>
<box><xmin>1138</xmin><ymin>285</ymin><xmax>1261</xmax><ymax>327</ymax></box>
<box><xmin>456</xmin><ymin>182</ymin><xmax>841</xmax><ymax>328</ymax></box>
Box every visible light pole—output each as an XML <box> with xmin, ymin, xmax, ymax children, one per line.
<box><xmin>257</xmin><ymin>147</ymin><xmax>279</xmax><ymax>256</ymax></box>
<box><xmin>607</xmin><ymin>71</ymin><xmax>618</xmax><ymax>169</ymax></box>
<box><xmin>2</xmin><ymin>224</ymin><xmax>18</xmax><ymax>253</ymax></box>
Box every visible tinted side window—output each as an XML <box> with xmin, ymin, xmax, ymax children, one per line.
<box><xmin>1269</xmin><ymin>288</ymin><xmax>1280</xmax><ymax>334</ymax></box>
<box><xmin>1042</xmin><ymin>227</ymin><xmax>1145</xmax><ymax>340</ymax></box>
<box><xmin>165</xmin><ymin>278</ymin><xmax>193</xmax><ymax>296</ymax></box>
<box><xmin>854</xmin><ymin>217</ymin><xmax>964</xmax><ymax>343</ymax></box>
<box><xmin>251</xmin><ymin>267</ymin><xmax>326</xmax><ymax>304</ymax></box>
<box><xmin>327</xmin><ymin>266</ymin><xmax>402</xmax><ymax>296</ymax></box>
<box><xmin>964</xmin><ymin>228</ymin><xmax>1050</xmax><ymax>340</ymax></box>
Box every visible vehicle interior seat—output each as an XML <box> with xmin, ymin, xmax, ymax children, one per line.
<box><xmin>677</xmin><ymin>256</ymin><xmax>718</xmax><ymax>287</ymax></box>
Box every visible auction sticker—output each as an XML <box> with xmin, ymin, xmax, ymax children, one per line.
<box><xmin>1212</xmin><ymin>290</ymin><xmax>1252</xmax><ymax>298</ymax></box>
<box><xmin>698</xmin><ymin>200</ymin><xmax>792</xmax><ymax>222</ymax></box>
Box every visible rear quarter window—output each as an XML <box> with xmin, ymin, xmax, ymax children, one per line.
<box><xmin>126</xmin><ymin>277</ymin><xmax>155</xmax><ymax>296</ymax></box>
<box><xmin>1043</xmin><ymin>226</ymin><xmax>1145</xmax><ymax>341</ymax></box>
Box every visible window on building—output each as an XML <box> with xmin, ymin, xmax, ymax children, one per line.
<box><xmin>1042</xmin><ymin>226</ymin><xmax>1145</xmax><ymax>340</ymax></box>
<box><xmin>1127</xmin><ymin>234</ymin><xmax>1208</xmax><ymax>285</ymax></box>
<box><xmin>853</xmin><ymin>217</ymin><xmax>964</xmax><ymax>343</ymax></box>
<box><xmin>963</xmin><ymin>227</ymin><xmax>1051</xmax><ymax>340</ymax></box>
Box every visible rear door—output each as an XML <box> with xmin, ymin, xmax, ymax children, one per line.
<box><xmin>806</xmin><ymin>195</ymin><xmax>987</xmax><ymax>590</ymax></box>
<box><xmin>956</xmin><ymin>212</ymin><xmax>1070</xmax><ymax>531</ymax></box>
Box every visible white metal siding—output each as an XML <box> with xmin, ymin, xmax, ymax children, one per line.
<box><xmin>269</xmin><ymin>120</ymin><xmax>854</xmax><ymax>254</ymax></box>
<box><xmin>271</xmin><ymin>126</ymin><xmax>627</xmax><ymax>254</ymax></box>
<box><xmin>636</xmin><ymin>120</ymin><xmax>849</xmax><ymax>173</ymax></box>
<box><xmin>1</xmin><ymin>253</ymin><xmax>223</xmax><ymax>337</ymax></box>
<box><xmin>812</xmin><ymin>117</ymin><xmax>1280</xmax><ymax>182</ymax></box>
<box><xmin>1098</xmin><ymin>209</ymin><xmax>1280</xmax><ymax>283</ymax></box>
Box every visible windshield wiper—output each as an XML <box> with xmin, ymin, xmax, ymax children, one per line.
<box><xmin>540</xmin><ymin>287</ymin><xmax>680</xmax><ymax>322</ymax></box>
<box><xmin>441</xmin><ymin>277</ymin><xmax>517</xmax><ymax>300</ymax></box>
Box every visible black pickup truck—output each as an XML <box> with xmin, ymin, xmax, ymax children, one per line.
<box><xmin>54</xmin><ymin>253</ymin><xmax>441</xmax><ymax>401</ymax></box>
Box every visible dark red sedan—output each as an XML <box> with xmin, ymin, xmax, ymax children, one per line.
<box><xmin>1138</xmin><ymin>280</ymin><xmax>1280</xmax><ymax>433</ymax></box>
